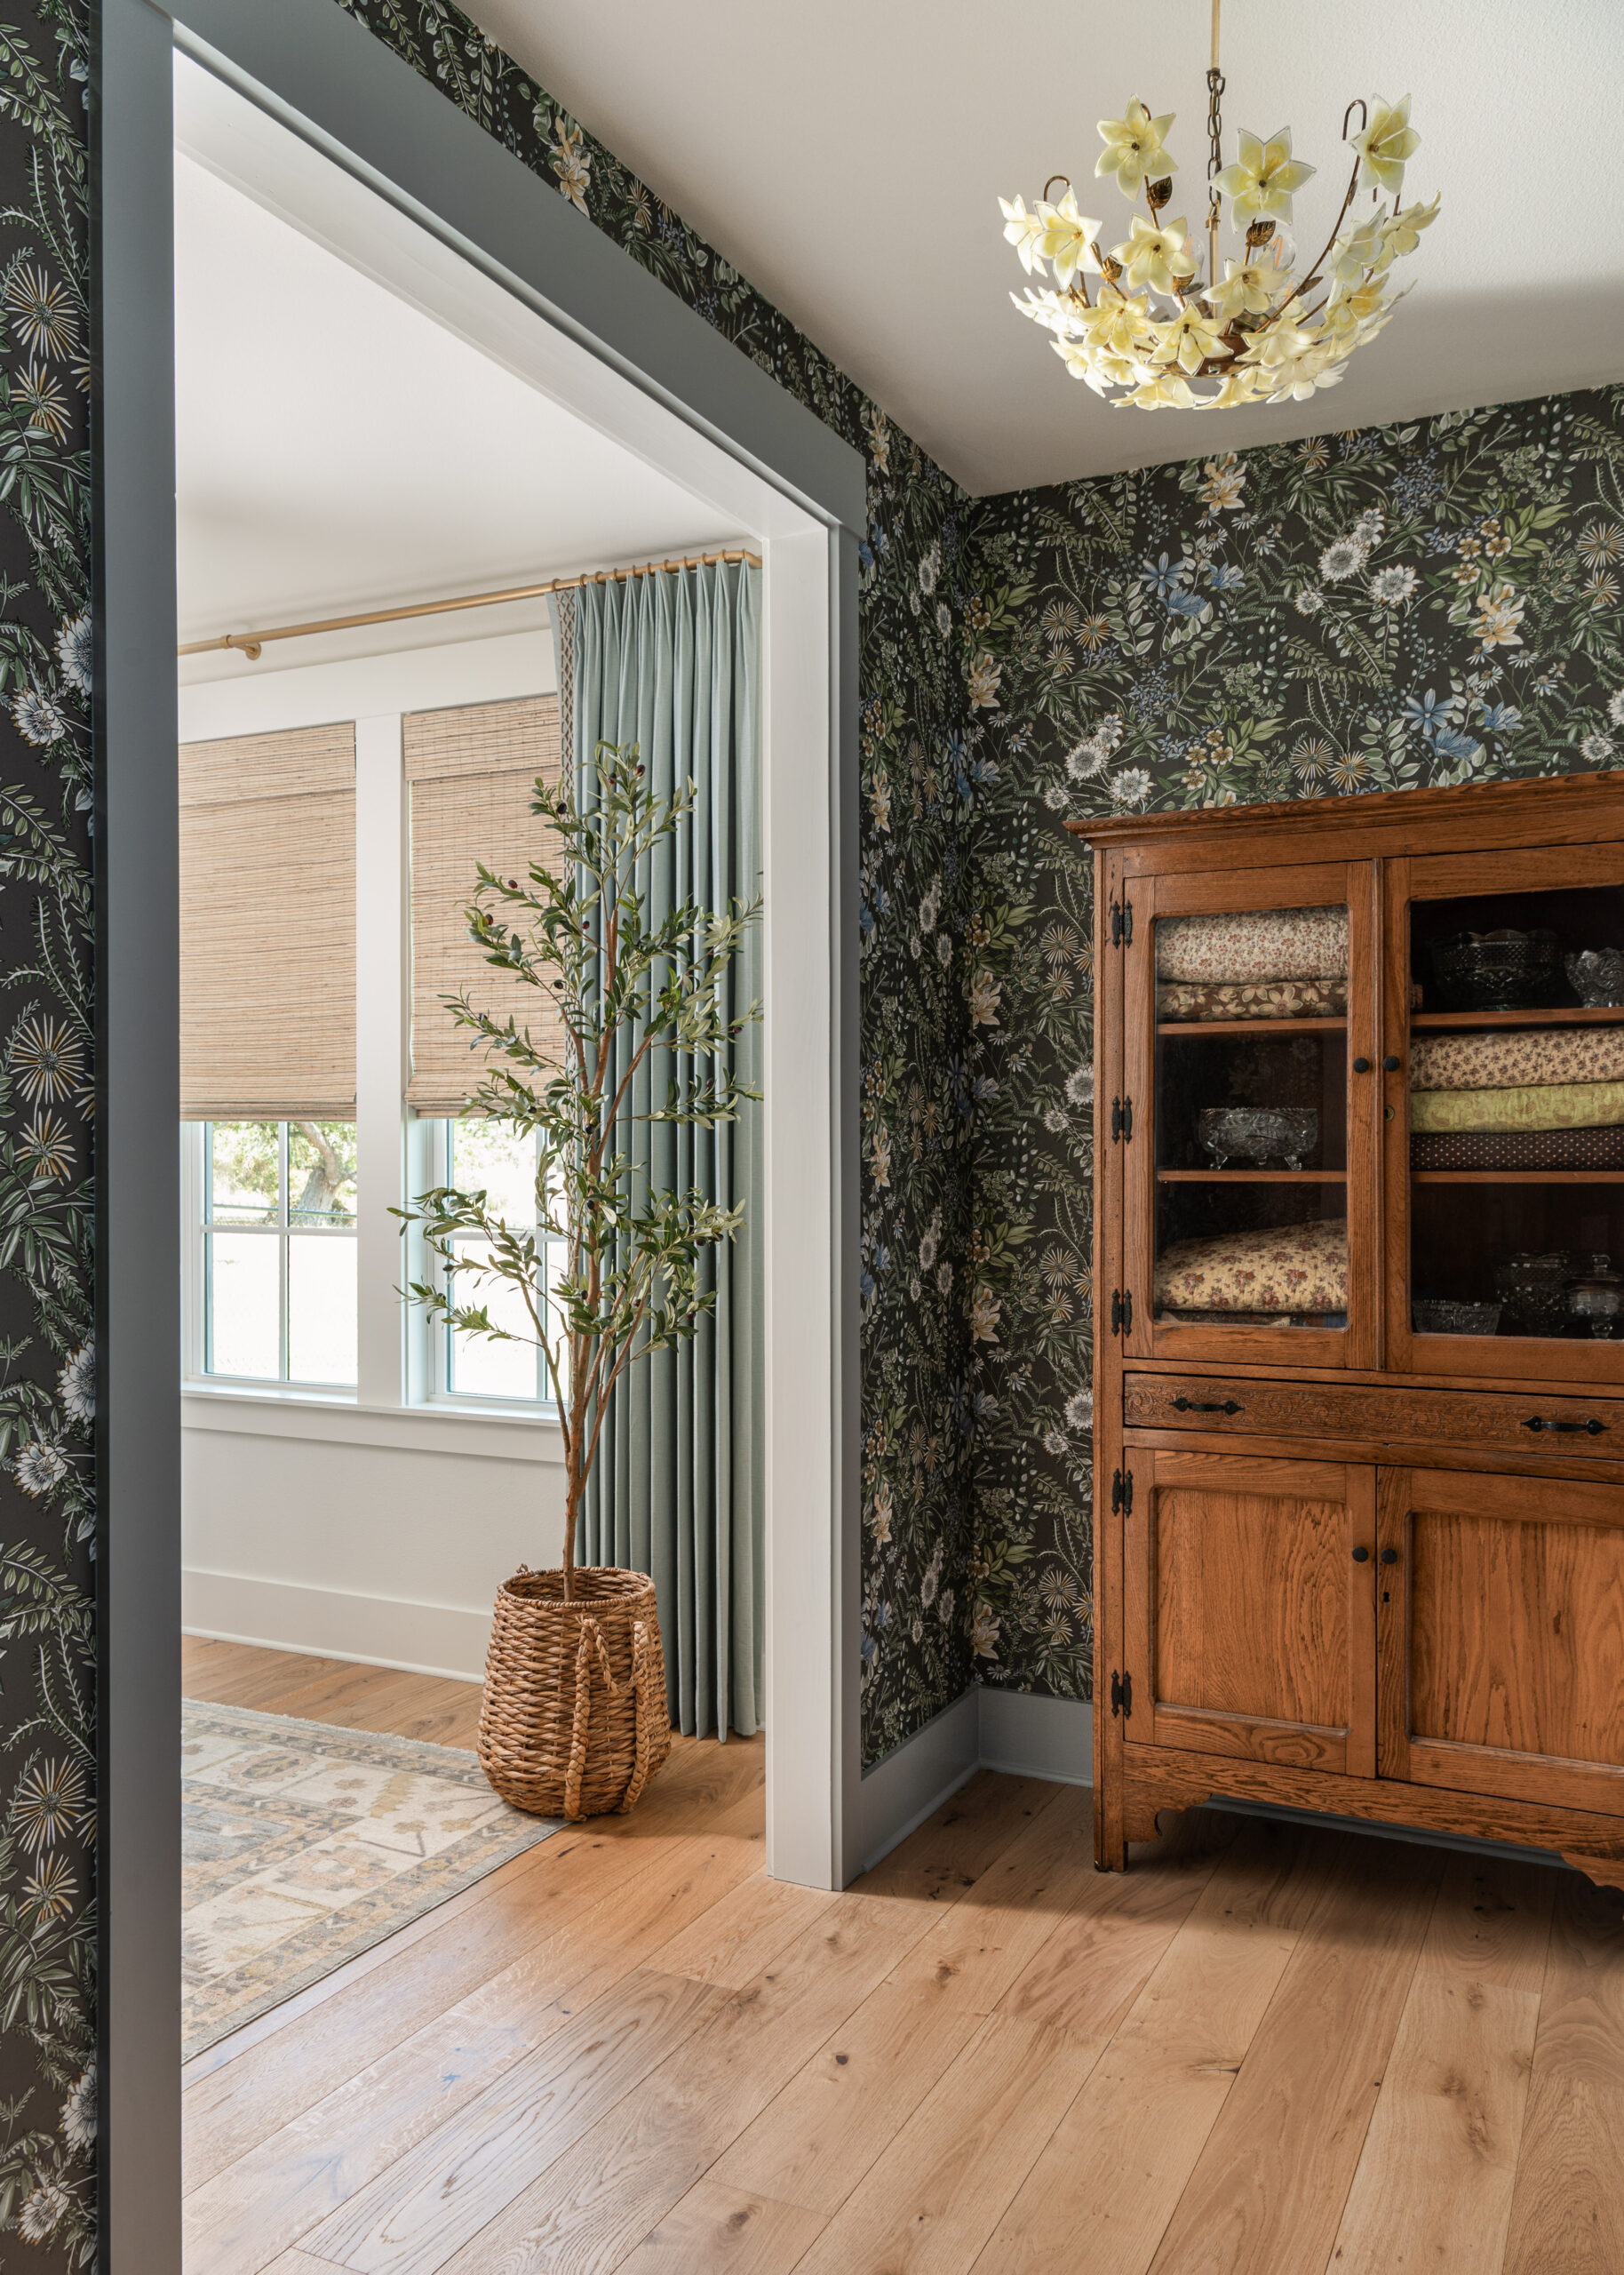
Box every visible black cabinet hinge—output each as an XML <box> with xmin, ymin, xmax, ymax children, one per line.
<box><xmin>1110</xmin><ymin>1287</ymin><xmax>1134</xmax><ymax>1337</ymax></box>
<box><xmin>1111</xmin><ymin>1094</ymin><xmax>1134</xmax><ymax>1145</ymax></box>
<box><xmin>1111</xmin><ymin>1669</ymin><xmax>1133</xmax><ymax>1719</ymax></box>
<box><xmin>1109</xmin><ymin>894</ymin><xmax>1134</xmax><ymax>948</ymax></box>
<box><xmin>1111</xmin><ymin>1466</ymin><xmax>1134</xmax><ymax>1517</ymax></box>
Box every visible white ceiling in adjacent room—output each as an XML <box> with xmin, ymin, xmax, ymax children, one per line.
<box><xmin>468</xmin><ymin>0</ymin><xmax>1624</xmax><ymax>495</ymax></box>
<box><xmin>173</xmin><ymin>62</ymin><xmax>743</xmax><ymax>671</ymax></box>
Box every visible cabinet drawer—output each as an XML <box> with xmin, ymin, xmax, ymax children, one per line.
<box><xmin>1124</xmin><ymin>1374</ymin><xmax>1624</xmax><ymax>1457</ymax></box>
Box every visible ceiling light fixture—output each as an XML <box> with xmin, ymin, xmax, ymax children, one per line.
<box><xmin>998</xmin><ymin>0</ymin><xmax>1439</xmax><ymax>411</ymax></box>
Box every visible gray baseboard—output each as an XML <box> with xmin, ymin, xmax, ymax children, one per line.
<box><xmin>853</xmin><ymin>1684</ymin><xmax>1094</xmax><ymax>1878</ymax></box>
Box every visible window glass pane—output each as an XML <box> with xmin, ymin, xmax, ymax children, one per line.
<box><xmin>289</xmin><ymin>1233</ymin><xmax>358</xmax><ymax>1384</ymax></box>
<box><xmin>207</xmin><ymin>1230</ymin><xmax>281</xmax><ymax>1377</ymax></box>
<box><xmin>209</xmin><ymin>1122</ymin><xmax>280</xmax><ymax>1223</ymax></box>
<box><xmin>450</xmin><ymin>1118</ymin><xmax>537</xmax><ymax>1226</ymax></box>
<box><xmin>448</xmin><ymin>1238</ymin><xmax>541</xmax><ymax>1398</ymax></box>
<box><xmin>1153</xmin><ymin>904</ymin><xmax>1349</xmax><ymax>1331</ymax></box>
<box><xmin>289</xmin><ymin>1121</ymin><xmax>357</xmax><ymax>1225</ymax></box>
<box><xmin>1409</xmin><ymin>880</ymin><xmax>1624</xmax><ymax>1338</ymax></box>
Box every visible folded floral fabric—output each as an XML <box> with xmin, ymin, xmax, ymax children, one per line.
<box><xmin>1411</xmin><ymin>1124</ymin><xmax>1624</xmax><ymax>1170</ymax></box>
<box><xmin>1157</xmin><ymin>976</ymin><xmax>1349</xmax><ymax>1022</ymax></box>
<box><xmin>1410</xmin><ymin>1026</ymin><xmax>1624</xmax><ymax>1092</ymax></box>
<box><xmin>1155</xmin><ymin>906</ymin><xmax>1348</xmax><ymax>985</ymax></box>
<box><xmin>1410</xmin><ymin>1079</ymin><xmax>1624</xmax><ymax>1135</ymax></box>
<box><xmin>1153</xmin><ymin>1217</ymin><xmax>1348</xmax><ymax>1313</ymax></box>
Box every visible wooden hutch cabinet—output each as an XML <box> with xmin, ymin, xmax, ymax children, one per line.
<box><xmin>1077</xmin><ymin>772</ymin><xmax>1624</xmax><ymax>1890</ymax></box>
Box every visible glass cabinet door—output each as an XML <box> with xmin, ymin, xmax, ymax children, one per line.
<box><xmin>1121</xmin><ymin>862</ymin><xmax>1378</xmax><ymax>1370</ymax></box>
<box><xmin>1389</xmin><ymin>843</ymin><xmax>1624</xmax><ymax>1385</ymax></box>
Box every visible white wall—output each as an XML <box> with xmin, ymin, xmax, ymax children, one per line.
<box><xmin>182</xmin><ymin>1393</ymin><xmax>565</xmax><ymax>1678</ymax></box>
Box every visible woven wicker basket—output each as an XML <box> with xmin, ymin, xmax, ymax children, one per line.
<box><xmin>478</xmin><ymin>1566</ymin><xmax>673</xmax><ymax>1819</ymax></box>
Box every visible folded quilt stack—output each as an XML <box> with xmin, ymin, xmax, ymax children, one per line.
<box><xmin>1156</xmin><ymin>906</ymin><xmax>1348</xmax><ymax>993</ymax></box>
<box><xmin>1408</xmin><ymin>1021</ymin><xmax>1624</xmax><ymax>1165</ymax></box>
<box><xmin>1155</xmin><ymin>1217</ymin><xmax>1348</xmax><ymax>1318</ymax></box>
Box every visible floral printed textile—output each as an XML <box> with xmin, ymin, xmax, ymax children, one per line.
<box><xmin>1155</xmin><ymin>905</ymin><xmax>1349</xmax><ymax>983</ymax></box>
<box><xmin>1154</xmin><ymin>1218</ymin><xmax>1349</xmax><ymax>1313</ymax></box>
<box><xmin>1411</xmin><ymin>1078</ymin><xmax>1624</xmax><ymax>1133</ymax></box>
<box><xmin>1410</xmin><ymin>1024</ymin><xmax>1624</xmax><ymax>1090</ymax></box>
<box><xmin>1157</xmin><ymin>976</ymin><xmax>1349</xmax><ymax>1021</ymax></box>
<box><xmin>1412</xmin><ymin>1124</ymin><xmax>1624</xmax><ymax>1169</ymax></box>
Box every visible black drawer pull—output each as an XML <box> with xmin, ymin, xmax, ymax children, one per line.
<box><xmin>1522</xmin><ymin>1416</ymin><xmax>1608</xmax><ymax>1435</ymax></box>
<box><xmin>1352</xmin><ymin>1057</ymin><xmax>1372</xmax><ymax>1074</ymax></box>
<box><xmin>1351</xmin><ymin>1545</ymin><xmax>1370</xmax><ymax>1562</ymax></box>
<box><xmin>1173</xmin><ymin>1397</ymin><xmax>1241</xmax><ymax>1414</ymax></box>
<box><xmin>1381</xmin><ymin>1546</ymin><xmax>1399</xmax><ymax>1565</ymax></box>
<box><xmin>1382</xmin><ymin>1054</ymin><xmax>1402</xmax><ymax>1072</ymax></box>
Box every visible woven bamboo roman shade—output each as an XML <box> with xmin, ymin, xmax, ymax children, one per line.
<box><xmin>405</xmin><ymin>693</ymin><xmax>566</xmax><ymax>1115</ymax></box>
<box><xmin>179</xmin><ymin>722</ymin><xmax>356</xmax><ymax>1121</ymax></box>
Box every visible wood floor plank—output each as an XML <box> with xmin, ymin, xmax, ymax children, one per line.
<box><xmin>790</xmin><ymin>2015</ymin><xmax>1097</xmax><ymax>2275</ymax></box>
<box><xmin>426</xmin><ymin>1883</ymin><xmax>972</xmax><ymax>2275</ymax></box>
<box><xmin>185</xmin><ymin>1816</ymin><xmax>769</xmax><ymax>2263</ymax></box>
<box><xmin>647</xmin><ymin>1871</ymin><xmax>839</xmax><ymax>1990</ymax></box>
<box><xmin>1501</xmin><ymin>1872</ymin><xmax>1624</xmax><ymax>2275</ymax></box>
<box><xmin>299</xmin><ymin>1969</ymin><xmax>723</xmax><ymax>2275</ymax></box>
<box><xmin>185</xmin><ymin>1760</ymin><xmax>763</xmax><ymax>2178</ymax></box>
<box><xmin>1327</xmin><ymin>1854</ymin><xmax>1554</xmax><ymax>2275</ymax></box>
<box><xmin>707</xmin><ymin>1963</ymin><xmax>983</xmax><ymax>2215</ymax></box>
<box><xmin>1142</xmin><ymin>1832</ymin><xmax>1443</xmax><ymax>2275</ymax></box>
<box><xmin>991</xmin><ymin>1807</ymin><xmax>1236</xmax><ymax>2045</ymax></box>
<box><xmin>975</xmin><ymin>1820</ymin><xmax>1318</xmax><ymax>2275</ymax></box>
<box><xmin>614</xmin><ymin>2180</ymin><xmax>826</xmax><ymax>2273</ymax></box>
<box><xmin>855</xmin><ymin>1770</ymin><xmax>1064</xmax><ymax>1905</ymax></box>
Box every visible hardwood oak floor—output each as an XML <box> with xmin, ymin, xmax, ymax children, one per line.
<box><xmin>183</xmin><ymin>1640</ymin><xmax>1624</xmax><ymax>2275</ymax></box>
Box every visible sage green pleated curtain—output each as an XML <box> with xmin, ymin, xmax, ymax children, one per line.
<box><xmin>554</xmin><ymin>562</ymin><xmax>763</xmax><ymax>1739</ymax></box>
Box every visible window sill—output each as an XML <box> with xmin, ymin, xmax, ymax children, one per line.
<box><xmin>181</xmin><ymin>1381</ymin><xmax>566</xmax><ymax>1463</ymax></box>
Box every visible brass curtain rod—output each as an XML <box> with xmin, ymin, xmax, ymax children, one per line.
<box><xmin>176</xmin><ymin>545</ymin><xmax>763</xmax><ymax>660</ymax></box>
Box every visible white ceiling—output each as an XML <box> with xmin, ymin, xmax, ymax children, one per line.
<box><xmin>173</xmin><ymin>64</ymin><xmax>743</xmax><ymax>665</ymax></box>
<box><xmin>468</xmin><ymin>0</ymin><xmax>1624</xmax><ymax>495</ymax></box>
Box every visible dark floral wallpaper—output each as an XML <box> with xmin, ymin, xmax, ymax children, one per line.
<box><xmin>967</xmin><ymin>384</ymin><xmax>1624</xmax><ymax>1706</ymax></box>
<box><xmin>330</xmin><ymin>0</ymin><xmax>983</xmax><ymax>1763</ymax></box>
<box><xmin>0</xmin><ymin>0</ymin><xmax>95</xmax><ymax>2261</ymax></box>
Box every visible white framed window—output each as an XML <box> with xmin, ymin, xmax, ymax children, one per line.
<box><xmin>187</xmin><ymin>1120</ymin><xmax>358</xmax><ymax>1387</ymax></box>
<box><xmin>424</xmin><ymin>1117</ymin><xmax>564</xmax><ymax>1409</ymax></box>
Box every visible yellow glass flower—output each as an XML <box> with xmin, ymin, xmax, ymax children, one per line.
<box><xmin>1199</xmin><ymin>367</ymin><xmax>1265</xmax><ymax>409</ymax></box>
<box><xmin>1111</xmin><ymin>214</ymin><xmax>1198</xmax><ymax>297</ymax></box>
<box><xmin>1095</xmin><ymin>100</ymin><xmax>1176</xmax><ymax>196</ymax></box>
<box><xmin>1084</xmin><ymin>294</ymin><xmax>1159</xmax><ymax>360</ymax></box>
<box><xmin>1206</xmin><ymin>259</ymin><xmax>1278</xmax><ymax>321</ymax></box>
<box><xmin>1351</xmin><ymin>95</ymin><xmax>1420</xmax><ymax>197</ymax></box>
<box><xmin>1328</xmin><ymin>216</ymin><xmax>1392</xmax><ymax>283</ymax></box>
<box><xmin>1383</xmin><ymin>193</ymin><xmax>1441</xmax><ymax>258</ymax></box>
<box><xmin>1150</xmin><ymin>308</ymin><xmax>1229</xmax><ymax>374</ymax></box>
<box><xmin>1214</xmin><ymin>129</ymin><xmax>1315</xmax><ymax>225</ymax></box>
<box><xmin>1034</xmin><ymin>189</ymin><xmax>1104</xmax><ymax>289</ymax></box>
<box><xmin>999</xmin><ymin>195</ymin><xmax>1047</xmax><ymax>276</ymax></box>
<box><xmin>1115</xmin><ymin>368</ymin><xmax>1202</xmax><ymax>410</ymax></box>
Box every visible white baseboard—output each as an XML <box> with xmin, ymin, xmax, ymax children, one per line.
<box><xmin>182</xmin><ymin>1567</ymin><xmax>489</xmax><ymax>1681</ymax></box>
<box><xmin>853</xmin><ymin>1684</ymin><xmax>1094</xmax><ymax>1879</ymax></box>
<box><xmin>852</xmin><ymin>1689</ymin><xmax>981</xmax><ymax>1876</ymax></box>
<box><xmin>979</xmin><ymin>1687</ymin><xmax>1093</xmax><ymax>1785</ymax></box>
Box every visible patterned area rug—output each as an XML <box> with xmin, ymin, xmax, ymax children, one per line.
<box><xmin>182</xmin><ymin>1698</ymin><xmax>563</xmax><ymax>2059</ymax></box>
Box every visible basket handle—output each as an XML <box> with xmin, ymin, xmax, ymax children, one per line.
<box><xmin>563</xmin><ymin>1616</ymin><xmax>618</xmax><ymax>1820</ymax></box>
<box><xmin>616</xmin><ymin>1618</ymin><xmax>658</xmax><ymax>1815</ymax></box>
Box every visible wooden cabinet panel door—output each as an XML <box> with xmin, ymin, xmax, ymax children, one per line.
<box><xmin>1379</xmin><ymin>1468</ymin><xmax>1624</xmax><ymax>1817</ymax></box>
<box><xmin>1126</xmin><ymin>1450</ymin><xmax>1376</xmax><ymax>1775</ymax></box>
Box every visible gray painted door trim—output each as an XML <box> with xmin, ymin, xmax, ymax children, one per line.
<box><xmin>93</xmin><ymin>0</ymin><xmax>864</xmax><ymax>2264</ymax></box>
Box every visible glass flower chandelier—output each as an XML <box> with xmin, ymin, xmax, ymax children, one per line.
<box><xmin>998</xmin><ymin>0</ymin><xmax>1439</xmax><ymax>410</ymax></box>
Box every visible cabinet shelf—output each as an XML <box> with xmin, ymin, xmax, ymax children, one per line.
<box><xmin>1412</xmin><ymin>1169</ymin><xmax>1624</xmax><ymax>1185</ymax></box>
<box><xmin>1410</xmin><ymin>1005</ymin><xmax>1624</xmax><ymax>1029</ymax></box>
<box><xmin>1158</xmin><ymin>1168</ymin><xmax>1348</xmax><ymax>1183</ymax></box>
<box><xmin>1157</xmin><ymin>1017</ymin><xmax>1346</xmax><ymax>1038</ymax></box>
